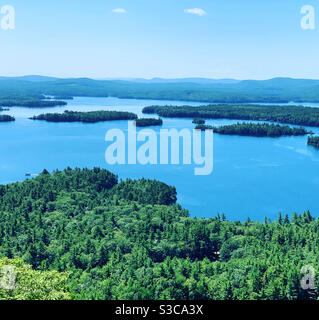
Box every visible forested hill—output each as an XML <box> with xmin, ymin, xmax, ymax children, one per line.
<box><xmin>1</xmin><ymin>76</ymin><xmax>319</xmax><ymax>103</ymax></box>
<box><xmin>0</xmin><ymin>167</ymin><xmax>319</xmax><ymax>300</ymax></box>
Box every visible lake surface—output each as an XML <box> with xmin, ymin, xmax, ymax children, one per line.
<box><xmin>1</xmin><ymin>96</ymin><xmax>319</xmax><ymax>221</ymax></box>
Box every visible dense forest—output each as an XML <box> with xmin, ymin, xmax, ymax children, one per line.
<box><xmin>143</xmin><ymin>104</ymin><xmax>319</xmax><ymax>127</ymax></box>
<box><xmin>195</xmin><ymin>122</ymin><xmax>310</xmax><ymax>137</ymax></box>
<box><xmin>308</xmin><ymin>136</ymin><xmax>319</xmax><ymax>148</ymax></box>
<box><xmin>30</xmin><ymin>110</ymin><xmax>138</xmax><ymax>123</ymax></box>
<box><xmin>0</xmin><ymin>167</ymin><xmax>318</xmax><ymax>300</ymax></box>
<box><xmin>2</xmin><ymin>76</ymin><xmax>319</xmax><ymax>103</ymax></box>
<box><xmin>0</xmin><ymin>115</ymin><xmax>15</xmax><ymax>122</ymax></box>
<box><xmin>135</xmin><ymin>118</ymin><xmax>163</xmax><ymax>127</ymax></box>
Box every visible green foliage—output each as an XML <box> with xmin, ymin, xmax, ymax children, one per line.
<box><xmin>143</xmin><ymin>104</ymin><xmax>319</xmax><ymax>127</ymax></box>
<box><xmin>30</xmin><ymin>110</ymin><xmax>138</xmax><ymax>123</ymax></box>
<box><xmin>0</xmin><ymin>258</ymin><xmax>71</xmax><ymax>300</ymax></box>
<box><xmin>0</xmin><ymin>168</ymin><xmax>319</xmax><ymax>300</ymax></box>
<box><xmin>195</xmin><ymin>122</ymin><xmax>310</xmax><ymax>137</ymax></box>
<box><xmin>135</xmin><ymin>118</ymin><xmax>163</xmax><ymax>127</ymax></box>
<box><xmin>110</xmin><ymin>178</ymin><xmax>177</xmax><ymax>205</ymax></box>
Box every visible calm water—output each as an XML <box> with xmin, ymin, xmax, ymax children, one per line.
<box><xmin>1</xmin><ymin>96</ymin><xmax>319</xmax><ymax>221</ymax></box>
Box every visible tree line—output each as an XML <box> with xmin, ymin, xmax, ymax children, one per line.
<box><xmin>143</xmin><ymin>104</ymin><xmax>319</xmax><ymax>127</ymax></box>
<box><xmin>0</xmin><ymin>98</ymin><xmax>67</xmax><ymax>108</ymax></box>
<box><xmin>30</xmin><ymin>110</ymin><xmax>138</xmax><ymax>123</ymax></box>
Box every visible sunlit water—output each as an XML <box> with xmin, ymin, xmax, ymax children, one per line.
<box><xmin>1</xmin><ymin>96</ymin><xmax>319</xmax><ymax>221</ymax></box>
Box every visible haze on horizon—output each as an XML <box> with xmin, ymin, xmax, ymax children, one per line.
<box><xmin>3</xmin><ymin>75</ymin><xmax>319</xmax><ymax>82</ymax></box>
<box><xmin>1</xmin><ymin>0</ymin><xmax>319</xmax><ymax>80</ymax></box>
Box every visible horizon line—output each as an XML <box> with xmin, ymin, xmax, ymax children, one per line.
<box><xmin>1</xmin><ymin>75</ymin><xmax>319</xmax><ymax>82</ymax></box>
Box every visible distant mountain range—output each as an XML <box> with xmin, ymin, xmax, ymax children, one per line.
<box><xmin>98</xmin><ymin>77</ymin><xmax>241</xmax><ymax>84</ymax></box>
<box><xmin>0</xmin><ymin>76</ymin><xmax>319</xmax><ymax>103</ymax></box>
<box><xmin>0</xmin><ymin>75</ymin><xmax>60</xmax><ymax>82</ymax></box>
<box><xmin>1</xmin><ymin>75</ymin><xmax>318</xmax><ymax>86</ymax></box>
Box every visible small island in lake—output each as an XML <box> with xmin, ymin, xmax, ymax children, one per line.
<box><xmin>192</xmin><ymin>118</ymin><xmax>205</xmax><ymax>125</ymax></box>
<box><xmin>308</xmin><ymin>136</ymin><xmax>319</xmax><ymax>148</ymax></box>
<box><xmin>0</xmin><ymin>115</ymin><xmax>15</xmax><ymax>122</ymax></box>
<box><xmin>30</xmin><ymin>110</ymin><xmax>138</xmax><ymax>123</ymax></box>
<box><xmin>195</xmin><ymin>122</ymin><xmax>311</xmax><ymax>137</ymax></box>
<box><xmin>134</xmin><ymin>118</ymin><xmax>163</xmax><ymax>127</ymax></box>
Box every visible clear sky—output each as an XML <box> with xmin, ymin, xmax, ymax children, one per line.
<box><xmin>1</xmin><ymin>0</ymin><xmax>319</xmax><ymax>79</ymax></box>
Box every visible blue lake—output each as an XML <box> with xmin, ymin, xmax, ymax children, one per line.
<box><xmin>1</xmin><ymin>96</ymin><xmax>319</xmax><ymax>221</ymax></box>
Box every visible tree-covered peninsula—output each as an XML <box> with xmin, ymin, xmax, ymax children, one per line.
<box><xmin>135</xmin><ymin>118</ymin><xmax>163</xmax><ymax>127</ymax></box>
<box><xmin>195</xmin><ymin>122</ymin><xmax>310</xmax><ymax>137</ymax></box>
<box><xmin>0</xmin><ymin>167</ymin><xmax>319</xmax><ymax>300</ymax></box>
<box><xmin>143</xmin><ymin>104</ymin><xmax>319</xmax><ymax>127</ymax></box>
<box><xmin>308</xmin><ymin>135</ymin><xmax>319</xmax><ymax>148</ymax></box>
<box><xmin>30</xmin><ymin>110</ymin><xmax>138</xmax><ymax>123</ymax></box>
<box><xmin>0</xmin><ymin>115</ymin><xmax>15</xmax><ymax>122</ymax></box>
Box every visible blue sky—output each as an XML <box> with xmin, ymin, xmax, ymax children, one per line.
<box><xmin>0</xmin><ymin>0</ymin><xmax>318</xmax><ymax>79</ymax></box>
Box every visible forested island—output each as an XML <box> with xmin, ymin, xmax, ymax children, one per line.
<box><xmin>143</xmin><ymin>104</ymin><xmax>319</xmax><ymax>127</ymax></box>
<box><xmin>135</xmin><ymin>118</ymin><xmax>163</xmax><ymax>127</ymax></box>
<box><xmin>0</xmin><ymin>115</ymin><xmax>15</xmax><ymax>122</ymax></box>
<box><xmin>192</xmin><ymin>118</ymin><xmax>205</xmax><ymax>125</ymax></box>
<box><xmin>308</xmin><ymin>135</ymin><xmax>319</xmax><ymax>148</ymax></box>
<box><xmin>195</xmin><ymin>122</ymin><xmax>310</xmax><ymax>137</ymax></box>
<box><xmin>0</xmin><ymin>167</ymin><xmax>318</xmax><ymax>300</ymax></box>
<box><xmin>30</xmin><ymin>110</ymin><xmax>138</xmax><ymax>123</ymax></box>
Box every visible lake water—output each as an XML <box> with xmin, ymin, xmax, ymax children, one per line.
<box><xmin>1</xmin><ymin>96</ymin><xmax>319</xmax><ymax>221</ymax></box>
